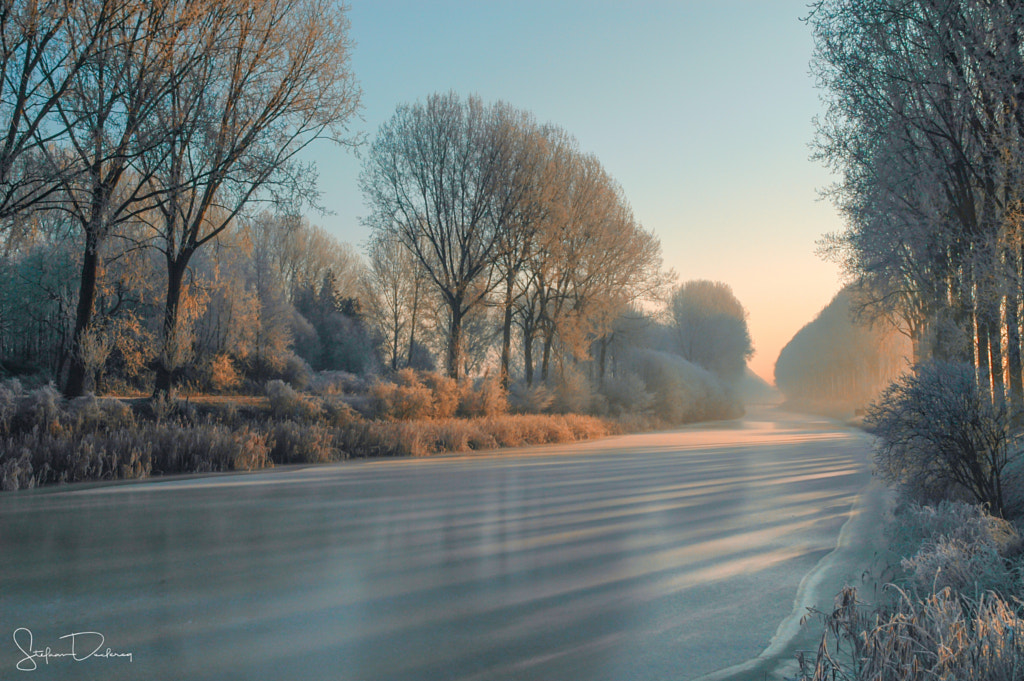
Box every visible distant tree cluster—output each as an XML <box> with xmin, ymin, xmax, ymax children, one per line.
<box><xmin>670</xmin><ymin>280</ymin><xmax>752</xmax><ymax>384</ymax></box>
<box><xmin>0</xmin><ymin>211</ymin><xmax>377</xmax><ymax>393</ymax></box>
<box><xmin>0</xmin><ymin>0</ymin><xmax>361</xmax><ymax>397</ymax></box>
<box><xmin>360</xmin><ymin>92</ymin><xmax>667</xmax><ymax>384</ymax></box>
<box><xmin>775</xmin><ymin>288</ymin><xmax>910</xmax><ymax>410</ymax></box>
<box><xmin>810</xmin><ymin>0</ymin><xmax>1024</xmax><ymax>406</ymax></box>
<box><xmin>0</xmin><ymin>19</ymin><xmax>759</xmax><ymax>426</ymax></box>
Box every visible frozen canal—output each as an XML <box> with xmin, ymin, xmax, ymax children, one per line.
<box><xmin>0</xmin><ymin>409</ymin><xmax>878</xmax><ymax>680</ymax></box>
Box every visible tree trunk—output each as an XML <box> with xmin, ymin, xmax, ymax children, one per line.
<box><xmin>390</xmin><ymin>301</ymin><xmax>400</xmax><ymax>371</ymax></box>
<box><xmin>500</xmin><ymin>272</ymin><xmax>514</xmax><ymax>388</ymax></box>
<box><xmin>988</xmin><ymin>291</ymin><xmax>1005</xmax><ymax>405</ymax></box>
<box><xmin>407</xmin><ymin>276</ymin><xmax>420</xmax><ymax>368</ymax></box>
<box><xmin>153</xmin><ymin>257</ymin><xmax>189</xmax><ymax>398</ymax></box>
<box><xmin>1008</xmin><ymin>248</ymin><xmax>1023</xmax><ymax>408</ymax></box>
<box><xmin>976</xmin><ymin>294</ymin><xmax>993</xmax><ymax>404</ymax></box>
<box><xmin>64</xmin><ymin>236</ymin><xmax>102</xmax><ymax>398</ymax></box>
<box><xmin>541</xmin><ymin>330</ymin><xmax>552</xmax><ymax>382</ymax></box>
<box><xmin>523</xmin><ymin>329</ymin><xmax>534</xmax><ymax>386</ymax></box>
<box><xmin>598</xmin><ymin>336</ymin><xmax>609</xmax><ymax>385</ymax></box>
<box><xmin>446</xmin><ymin>300</ymin><xmax>463</xmax><ymax>380</ymax></box>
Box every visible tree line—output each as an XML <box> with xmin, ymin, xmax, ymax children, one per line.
<box><xmin>0</xmin><ymin>3</ymin><xmax>755</xmax><ymax>414</ymax></box>
<box><xmin>361</xmin><ymin>92</ymin><xmax>667</xmax><ymax>384</ymax></box>
<box><xmin>774</xmin><ymin>287</ymin><xmax>910</xmax><ymax>410</ymax></box>
<box><xmin>810</xmin><ymin>0</ymin><xmax>1024</xmax><ymax>406</ymax></box>
<box><xmin>0</xmin><ymin>0</ymin><xmax>360</xmax><ymax>397</ymax></box>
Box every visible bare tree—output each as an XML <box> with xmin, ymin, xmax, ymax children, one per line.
<box><xmin>139</xmin><ymin>0</ymin><xmax>361</xmax><ymax>396</ymax></box>
<box><xmin>484</xmin><ymin>109</ymin><xmax>558</xmax><ymax>386</ymax></box>
<box><xmin>364</xmin><ymin>232</ymin><xmax>422</xmax><ymax>371</ymax></box>
<box><xmin>361</xmin><ymin>92</ymin><xmax>509</xmax><ymax>379</ymax></box>
<box><xmin>48</xmin><ymin>0</ymin><xmax>197</xmax><ymax>397</ymax></box>
<box><xmin>524</xmin><ymin>149</ymin><xmax>665</xmax><ymax>381</ymax></box>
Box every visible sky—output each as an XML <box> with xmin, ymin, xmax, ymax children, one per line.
<box><xmin>301</xmin><ymin>0</ymin><xmax>845</xmax><ymax>385</ymax></box>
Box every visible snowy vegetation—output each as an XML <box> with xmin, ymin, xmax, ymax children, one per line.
<box><xmin>794</xmin><ymin>0</ymin><xmax>1024</xmax><ymax>676</ymax></box>
<box><xmin>0</xmin><ymin>3</ymin><xmax>762</xmax><ymax>490</ymax></box>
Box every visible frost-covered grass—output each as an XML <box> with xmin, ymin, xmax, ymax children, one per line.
<box><xmin>342</xmin><ymin>413</ymin><xmax>614</xmax><ymax>458</ymax></box>
<box><xmin>798</xmin><ymin>501</ymin><xmax>1024</xmax><ymax>679</ymax></box>
<box><xmin>0</xmin><ymin>376</ymin><xmax>621</xmax><ymax>491</ymax></box>
<box><xmin>0</xmin><ymin>359</ymin><xmax>739</xmax><ymax>491</ymax></box>
<box><xmin>797</xmin><ymin>585</ymin><xmax>1024</xmax><ymax>681</ymax></box>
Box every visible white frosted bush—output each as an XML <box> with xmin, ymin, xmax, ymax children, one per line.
<box><xmin>309</xmin><ymin>370</ymin><xmax>369</xmax><ymax>396</ymax></box>
<box><xmin>626</xmin><ymin>350</ymin><xmax>740</xmax><ymax>423</ymax></box>
<box><xmin>549</xmin><ymin>363</ymin><xmax>595</xmax><ymax>414</ymax></box>
<box><xmin>600</xmin><ymin>370</ymin><xmax>654</xmax><ymax>416</ymax></box>
<box><xmin>508</xmin><ymin>382</ymin><xmax>554</xmax><ymax>414</ymax></box>
<box><xmin>458</xmin><ymin>375</ymin><xmax>508</xmax><ymax>417</ymax></box>
<box><xmin>69</xmin><ymin>395</ymin><xmax>135</xmax><ymax>431</ymax></box>
<box><xmin>891</xmin><ymin>501</ymin><xmax>1021</xmax><ymax>597</ymax></box>
<box><xmin>0</xmin><ymin>378</ymin><xmax>22</xmax><ymax>434</ymax></box>
<box><xmin>866</xmin><ymin>361</ymin><xmax>1020</xmax><ymax>516</ymax></box>
<box><xmin>24</xmin><ymin>384</ymin><xmax>62</xmax><ymax>430</ymax></box>
<box><xmin>901</xmin><ymin>535</ymin><xmax>1013</xmax><ymax>595</ymax></box>
<box><xmin>265</xmin><ymin>379</ymin><xmax>322</xmax><ymax>421</ymax></box>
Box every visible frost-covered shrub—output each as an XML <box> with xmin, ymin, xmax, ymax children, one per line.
<box><xmin>208</xmin><ymin>354</ymin><xmax>242</xmax><ymax>392</ymax></box>
<box><xmin>890</xmin><ymin>502</ymin><xmax>1021</xmax><ymax>597</ymax></box>
<box><xmin>535</xmin><ymin>416</ymin><xmax>574</xmax><ymax>443</ymax></box>
<box><xmin>889</xmin><ymin>501</ymin><xmax>1015</xmax><ymax>556</ymax></box>
<box><xmin>366</xmin><ymin>369</ymin><xmax>484</xmax><ymax>421</ymax></box>
<box><xmin>369</xmin><ymin>372</ymin><xmax>434</xmax><ymax>420</ymax></box>
<box><xmin>150</xmin><ymin>393</ymin><xmax>176</xmax><ymax>424</ymax></box>
<box><xmin>627</xmin><ymin>350</ymin><xmax>740</xmax><ymax>423</ymax></box>
<box><xmin>901</xmin><ymin>535</ymin><xmax>1013</xmax><ymax>595</ymax></box>
<box><xmin>1</xmin><ymin>447</ymin><xmax>34</xmax><ymax>491</ymax></box>
<box><xmin>0</xmin><ymin>377</ymin><xmax>24</xmax><ymax>396</ymax></box>
<box><xmin>0</xmin><ymin>378</ymin><xmax>22</xmax><ymax>435</ymax></box>
<box><xmin>458</xmin><ymin>375</ymin><xmax>508</xmax><ymax>418</ymax></box>
<box><xmin>269</xmin><ymin>421</ymin><xmax>344</xmax><ymax>464</ymax></box>
<box><xmin>319</xmin><ymin>396</ymin><xmax>358</xmax><ymax>427</ymax></box>
<box><xmin>549</xmin><ymin>364</ymin><xmax>596</xmax><ymax>414</ymax></box>
<box><xmin>562</xmin><ymin>414</ymin><xmax>615</xmax><ymax>440</ymax></box>
<box><xmin>508</xmin><ymin>382</ymin><xmax>554</xmax><ymax>414</ymax></box>
<box><xmin>281</xmin><ymin>354</ymin><xmax>313</xmax><ymax>390</ymax></box>
<box><xmin>344</xmin><ymin>420</ymin><xmax>428</xmax><ymax>457</ymax></box>
<box><xmin>309</xmin><ymin>371</ymin><xmax>345</xmax><ymax>395</ymax></box>
<box><xmin>465</xmin><ymin>424</ymin><xmax>498</xmax><ymax>450</ymax></box>
<box><xmin>423</xmin><ymin>372</ymin><xmax>460</xmax><ymax>418</ymax></box>
<box><xmin>309</xmin><ymin>370</ymin><xmax>367</xmax><ymax>396</ymax></box>
<box><xmin>600</xmin><ymin>370</ymin><xmax>654</xmax><ymax>416</ymax></box>
<box><xmin>68</xmin><ymin>394</ymin><xmax>135</xmax><ymax>432</ymax></box>
<box><xmin>434</xmin><ymin>421</ymin><xmax>470</xmax><ymax>452</ymax></box>
<box><xmin>149</xmin><ymin>424</ymin><xmax>270</xmax><ymax>473</ymax></box>
<box><xmin>485</xmin><ymin>416</ymin><xmax>526</xmax><ymax>446</ymax></box>
<box><xmin>265</xmin><ymin>379</ymin><xmax>322</xmax><ymax>421</ymax></box>
<box><xmin>866</xmin><ymin>361</ymin><xmax>1020</xmax><ymax>516</ymax></box>
<box><xmin>18</xmin><ymin>384</ymin><xmax>62</xmax><ymax>432</ymax></box>
<box><xmin>0</xmin><ymin>420</ymin><xmax>273</xmax><ymax>491</ymax></box>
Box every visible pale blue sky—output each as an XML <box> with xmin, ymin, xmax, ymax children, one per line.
<box><xmin>302</xmin><ymin>1</ymin><xmax>843</xmax><ymax>383</ymax></box>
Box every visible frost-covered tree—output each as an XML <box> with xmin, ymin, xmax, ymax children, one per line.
<box><xmin>775</xmin><ymin>287</ymin><xmax>910</xmax><ymax>409</ymax></box>
<box><xmin>140</xmin><ymin>0</ymin><xmax>361</xmax><ymax>397</ymax></box>
<box><xmin>362</xmin><ymin>93</ymin><xmax>517</xmax><ymax>379</ymax></box>
<box><xmin>669</xmin><ymin>280</ymin><xmax>752</xmax><ymax>384</ymax></box>
<box><xmin>810</xmin><ymin>0</ymin><xmax>1024</xmax><ymax>404</ymax></box>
